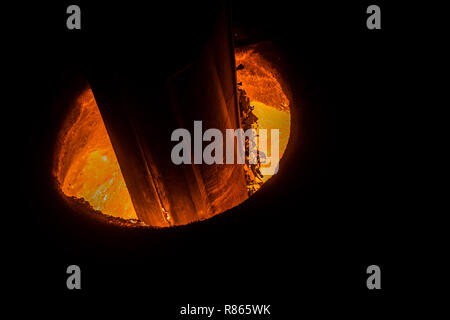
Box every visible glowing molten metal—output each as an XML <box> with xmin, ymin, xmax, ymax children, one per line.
<box><xmin>55</xmin><ymin>89</ymin><xmax>138</xmax><ymax>220</ymax></box>
<box><xmin>235</xmin><ymin>47</ymin><xmax>291</xmax><ymax>185</ymax></box>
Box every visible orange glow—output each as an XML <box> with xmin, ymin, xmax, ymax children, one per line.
<box><xmin>235</xmin><ymin>48</ymin><xmax>289</xmax><ymax>112</ymax></box>
<box><xmin>235</xmin><ymin>47</ymin><xmax>291</xmax><ymax>184</ymax></box>
<box><xmin>55</xmin><ymin>48</ymin><xmax>291</xmax><ymax>225</ymax></box>
<box><xmin>55</xmin><ymin>89</ymin><xmax>138</xmax><ymax>221</ymax></box>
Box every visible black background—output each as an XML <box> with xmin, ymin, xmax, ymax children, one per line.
<box><xmin>5</xmin><ymin>0</ymin><xmax>438</xmax><ymax>317</ymax></box>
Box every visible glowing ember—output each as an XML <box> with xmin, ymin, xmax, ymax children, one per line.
<box><xmin>55</xmin><ymin>89</ymin><xmax>138</xmax><ymax>220</ymax></box>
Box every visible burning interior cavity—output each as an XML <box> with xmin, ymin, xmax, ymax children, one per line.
<box><xmin>235</xmin><ymin>46</ymin><xmax>291</xmax><ymax>192</ymax></box>
<box><xmin>55</xmin><ymin>89</ymin><xmax>138</xmax><ymax>221</ymax></box>
<box><xmin>55</xmin><ymin>47</ymin><xmax>291</xmax><ymax>226</ymax></box>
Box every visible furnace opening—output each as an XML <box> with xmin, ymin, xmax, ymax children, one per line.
<box><xmin>54</xmin><ymin>46</ymin><xmax>291</xmax><ymax>227</ymax></box>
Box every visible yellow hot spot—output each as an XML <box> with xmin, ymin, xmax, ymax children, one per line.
<box><xmin>252</xmin><ymin>101</ymin><xmax>291</xmax><ymax>182</ymax></box>
<box><xmin>57</xmin><ymin>89</ymin><xmax>138</xmax><ymax>220</ymax></box>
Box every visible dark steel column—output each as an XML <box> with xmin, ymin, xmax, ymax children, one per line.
<box><xmin>85</xmin><ymin>4</ymin><xmax>247</xmax><ymax>226</ymax></box>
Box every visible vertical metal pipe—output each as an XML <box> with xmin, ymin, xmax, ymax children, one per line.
<box><xmin>87</xmin><ymin>5</ymin><xmax>248</xmax><ymax>226</ymax></box>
